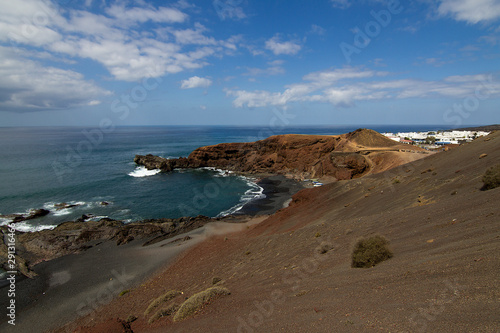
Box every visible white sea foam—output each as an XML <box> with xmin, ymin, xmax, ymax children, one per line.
<box><xmin>217</xmin><ymin>177</ymin><xmax>265</xmax><ymax>217</ymax></box>
<box><xmin>0</xmin><ymin>217</ymin><xmax>11</xmax><ymax>226</ymax></box>
<box><xmin>86</xmin><ymin>215</ymin><xmax>108</xmax><ymax>221</ymax></box>
<box><xmin>202</xmin><ymin>167</ymin><xmax>233</xmax><ymax>177</ymax></box>
<box><xmin>128</xmin><ymin>166</ymin><xmax>161</xmax><ymax>178</ymax></box>
<box><xmin>44</xmin><ymin>201</ymin><xmax>90</xmax><ymax>216</ymax></box>
<box><xmin>10</xmin><ymin>222</ymin><xmax>57</xmax><ymax>233</ymax></box>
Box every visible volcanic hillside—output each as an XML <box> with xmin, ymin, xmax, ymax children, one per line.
<box><xmin>69</xmin><ymin>131</ymin><xmax>499</xmax><ymax>332</ymax></box>
<box><xmin>135</xmin><ymin>129</ymin><xmax>430</xmax><ymax>180</ymax></box>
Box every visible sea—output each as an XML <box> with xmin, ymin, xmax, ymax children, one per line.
<box><xmin>0</xmin><ymin>125</ymin><xmax>458</xmax><ymax>232</ymax></box>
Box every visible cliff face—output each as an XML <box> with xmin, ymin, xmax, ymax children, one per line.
<box><xmin>134</xmin><ymin>129</ymin><xmax>427</xmax><ymax>180</ymax></box>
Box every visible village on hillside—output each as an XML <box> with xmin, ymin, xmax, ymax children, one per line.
<box><xmin>382</xmin><ymin>130</ymin><xmax>491</xmax><ymax>149</ymax></box>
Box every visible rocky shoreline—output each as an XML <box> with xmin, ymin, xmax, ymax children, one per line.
<box><xmin>0</xmin><ymin>173</ymin><xmax>303</xmax><ymax>281</ymax></box>
<box><xmin>0</xmin><ymin>128</ymin><xmax>440</xmax><ymax>332</ymax></box>
<box><xmin>0</xmin><ymin>128</ymin><xmax>426</xmax><ymax>281</ymax></box>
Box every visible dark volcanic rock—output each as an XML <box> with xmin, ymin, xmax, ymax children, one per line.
<box><xmin>24</xmin><ymin>209</ymin><xmax>50</xmax><ymax>220</ymax></box>
<box><xmin>55</xmin><ymin>202</ymin><xmax>81</xmax><ymax>210</ymax></box>
<box><xmin>133</xmin><ymin>154</ymin><xmax>189</xmax><ymax>172</ymax></box>
<box><xmin>2</xmin><ymin>215</ymin><xmax>216</xmax><ymax>278</ymax></box>
<box><xmin>2</xmin><ymin>208</ymin><xmax>51</xmax><ymax>223</ymax></box>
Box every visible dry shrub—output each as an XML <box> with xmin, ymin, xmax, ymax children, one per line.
<box><xmin>148</xmin><ymin>303</ymin><xmax>180</xmax><ymax>324</ymax></box>
<box><xmin>351</xmin><ymin>235</ymin><xmax>393</xmax><ymax>268</ymax></box>
<box><xmin>144</xmin><ymin>290</ymin><xmax>182</xmax><ymax>317</ymax></box>
<box><xmin>481</xmin><ymin>165</ymin><xmax>500</xmax><ymax>191</ymax></box>
<box><xmin>173</xmin><ymin>286</ymin><xmax>230</xmax><ymax>322</ymax></box>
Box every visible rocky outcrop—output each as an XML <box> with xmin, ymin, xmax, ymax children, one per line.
<box><xmin>135</xmin><ymin>129</ymin><xmax>421</xmax><ymax>180</ymax></box>
<box><xmin>0</xmin><ymin>209</ymin><xmax>50</xmax><ymax>223</ymax></box>
<box><xmin>1</xmin><ymin>215</ymin><xmax>219</xmax><ymax>278</ymax></box>
<box><xmin>133</xmin><ymin>155</ymin><xmax>190</xmax><ymax>172</ymax></box>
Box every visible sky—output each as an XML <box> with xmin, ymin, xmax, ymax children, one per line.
<box><xmin>0</xmin><ymin>0</ymin><xmax>499</xmax><ymax>127</ymax></box>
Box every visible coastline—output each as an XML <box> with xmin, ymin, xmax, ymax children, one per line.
<box><xmin>237</xmin><ymin>175</ymin><xmax>305</xmax><ymax>216</ymax></box>
<box><xmin>0</xmin><ymin>174</ymin><xmax>304</xmax><ymax>332</ymax></box>
<box><xmin>0</xmin><ymin>216</ymin><xmax>268</xmax><ymax>333</ymax></box>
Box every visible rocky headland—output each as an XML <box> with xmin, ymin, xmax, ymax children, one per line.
<box><xmin>134</xmin><ymin>128</ymin><xmax>431</xmax><ymax>181</ymax></box>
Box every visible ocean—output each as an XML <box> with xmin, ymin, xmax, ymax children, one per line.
<box><xmin>0</xmin><ymin>125</ymin><xmax>457</xmax><ymax>232</ymax></box>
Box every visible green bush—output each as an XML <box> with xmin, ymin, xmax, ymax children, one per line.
<box><xmin>481</xmin><ymin>165</ymin><xmax>500</xmax><ymax>191</ymax></box>
<box><xmin>351</xmin><ymin>235</ymin><xmax>393</xmax><ymax>268</ymax></box>
<box><xmin>173</xmin><ymin>286</ymin><xmax>230</xmax><ymax>322</ymax></box>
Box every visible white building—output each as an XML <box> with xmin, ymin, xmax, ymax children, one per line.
<box><xmin>382</xmin><ymin>130</ymin><xmax>490</xmax><ymax>145</ymax></box>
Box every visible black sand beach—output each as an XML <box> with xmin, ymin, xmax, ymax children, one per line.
<box><xmin>0</xmin><ymin>176</ymin><xmax>303</xmax><ymax>332</ymax></box>
<box><xmin>237</xmin><ymin>175</ymin><xmax>305</xmax><ymax>216</ymax></box>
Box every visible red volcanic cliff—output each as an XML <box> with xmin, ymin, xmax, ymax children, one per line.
<box><xmin>134</xmin><ymin>129</ymin><xmax>429</xmax><ymax>180</ymax></box>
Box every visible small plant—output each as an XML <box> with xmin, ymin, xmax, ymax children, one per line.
<box><xmin>126</xmin><ymin>315</ymin><xmax>137</xmax><ymax>323</ymax></box>
<box><xmin>119</xmin><ymin>289</ymin><xmax>131</xmax><ymax>297</ymax></box>
<box><xmin>144</xmin><ymin>290</ymin><xmax>182</xmax><ymax>316</ymax></box>
<box><xmin>173</xmin><ymin>286</ymin><xmax>230</xmax><ymax>322</ymax></box>
<box><xmin>351</xmin><ymin>235</ymin><xmax>393</xmax><ymax>268</ymax></box>
<box><xmin>315</xmin><ymin>232</ymin><xmax>321</xmax><ymax>238</ymax></box>
<box><xmin>481</xmin><ymin>165</ymin><xmax>500</xmax><ymax>191</ymax></box>
<box><xmin>148</xmin><ymin>303</ymin><xmax>179</xmax><ymax>324</ymax></box>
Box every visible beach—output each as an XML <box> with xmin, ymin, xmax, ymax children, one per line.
<box><xmin>238</xmin><ymin>175</ymin><xmax>305</xmax><ymax>216</ymax></box>
<box><xmin>0</xmin><ymin>176</ymin><xmax>302</xmax><ymax>332</ymax></box>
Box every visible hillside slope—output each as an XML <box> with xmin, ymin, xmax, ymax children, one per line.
<box><xmin>68</xmin><ymin>132</ymin><xmax>499</xmax><ymax>332</ymax></box>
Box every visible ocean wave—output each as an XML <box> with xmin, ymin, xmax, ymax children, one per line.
<box><xmin>128</xmin><ymin>166</ymin><xmax>161</xmax><ymax>178</ymax></box>
<box><xmin>216</xmin><ymin>177</ymin><xmax>265</xmax><ymax>218</ymax></box>
<box><xmin>44</xmin><ymin>201</ymin><xmax>89</xmax><ymax>216</ymax></box>
<box><xmin>86</xmin><ymin>215</ymin><xmax>108</xmax><ymax>221</ymax></box>
<box><xmin>202</xmin><ymin>167</ymin><xmax>233</xmax><ymax>177</ymax></box>
<box><xmin>0</xmin><ymin>217</ymin><xmax>11</xmax><ymax>226</ymax></box>
<box><xmin>10</xmin><ymin>222</ymin><xmax>57</xmax><ymax>233</ymax></box>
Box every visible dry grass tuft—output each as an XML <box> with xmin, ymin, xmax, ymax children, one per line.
<box><xmin>173</xmin><ymin>286</ymin><xmax>231</xmax><ymax>322</ymax></box>
<box><xmin>481</xmin><ymin>164</ymin><xmax>500</xmax><ymax>191</ymax></box>
<box><xmin>144</xmin><ymin>290</ymin><xmax>182</xmax><ymax>317</ymax></box>
<box><xmin>148</xmin><ymin>303</ymin><xmax>180</xmax><ymax>324</ymax></box>
<box><xmin>351</xmin><ymin>235</ymin><xmax>393</xmax><ymax>268</ymax></box>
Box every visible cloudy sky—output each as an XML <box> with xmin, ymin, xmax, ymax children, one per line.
<box><xmin>0</xmin><ymin>0</ymin><xmax>499</xmax><ymax>127</ymax></box>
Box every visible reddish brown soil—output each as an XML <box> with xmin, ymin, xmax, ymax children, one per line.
<box><xmin>136</xmin><ymin>129</ymin><xmax>430</xmax><ymax>181</ymax></box>
<box><xmin>60</xmin><ymin>132</ymin><xmax>499</xmax><ymax>332</ymax></box>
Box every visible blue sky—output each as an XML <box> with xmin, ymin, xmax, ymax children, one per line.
<box><xmin>0</xmin><ymin>0</ymin><xmax>499</xmax><ymax>127</ymax></box>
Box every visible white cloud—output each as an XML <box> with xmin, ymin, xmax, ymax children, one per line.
<box><xmin>213</xmin><ymin>0</ymin><xmax>247</xmax><ymax>20</ymax></box>
<box><xmin>0</xmin><ymin>47</ymin><xmax>110</xmax><ymax>112</ymax></box>
<box><xmin>105</xmin><ymin>4</ymin><xmax>188</xmax><ymax>24</ymax></box>
<box><xmin>170</xmin><ymin>23</ymin><xmax>218</xmax><ymax>45</ymax></box>
<box><xmin>310</xmin><ymin>24</ymin><xmax>327</xmax><ymax>35</ymax></box>
<box><xmin>226</xmin><ymin>67</ymin><xmax>500</xmax><ymax>108</ymax></box>
<box><xmin>181</xmin><ymin>76</ymin><xmax>213</xmax><ymax>89</ymax></box>
<box><xmin>244</xmin><ymin>60</ymin><xmax>286</xmax><ymax>76</ymax></box>
<box><xmin>0</xmin><ymin>1</ymin><xmax>239</xmax><ymax>83</ymax></box>
<box><xmin>0</xmin><ymin>0</ymin><xmax>62</xmax><ymax>47</ymax></box>
<box><xmin>303</xmin><ymin>67</ymin><xmax>385</xmax><ymax>84</ymax></box>
<box><xmin>330</xmin><ymin>0</ymin><xmax>351</xmax><ymax>9</ymax></box>
<box><xmin>438</xmin><ymin>0</ymin><xmax>500</xmax><ymax>24</ymax></box>
<box><xmin>265</xmin><ymin>36</ymin><xmax>302</xmax><ymax>55</ymax></box>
